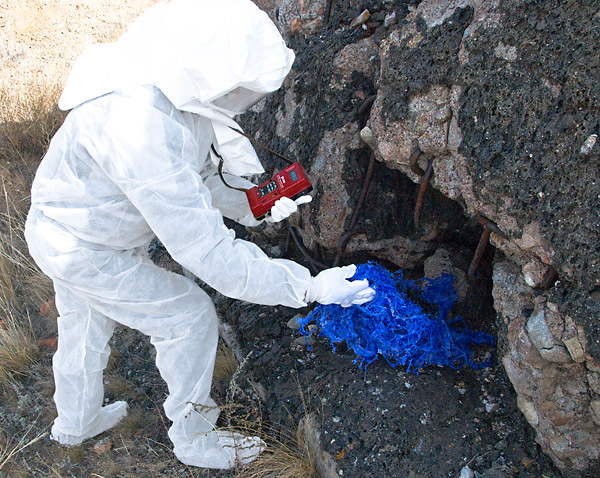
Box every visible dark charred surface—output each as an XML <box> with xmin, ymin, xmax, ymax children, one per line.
<box><xmin>457</xmin><ymin>0</ymin><xmax>600</xmax><ymax>358</ymax></box>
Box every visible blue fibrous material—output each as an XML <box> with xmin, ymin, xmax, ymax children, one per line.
<box><xmin>297</xmin><ymin>262</ymin><xmax>496</xmax><ymax>372</ymax></box>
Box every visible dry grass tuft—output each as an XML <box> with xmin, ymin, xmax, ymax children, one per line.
<box><xmin>117</xmin><ymin>409</ymin><xmax>145</xmax><ymax>437</ymax></box>
<box><xmin>213</xmin><ymin>339</ymin><xmax>240</xmax><ymax>384</ymax></box>
<box><xmin>0</xmin><ymin>80</ymin><xmax>65</xmax><ymax>160</ymax></box>
<box><xmin>237</xmin><ymin>425</ymin><xmax>318</xmax><ymax>478</ymax></box>
<box><xmin>213</xmin><ymin>355</ymin><xmax>319</xmax><ymax>478</ymax></box>
<box><xmin>0</xmin><ymin>180</ymin><xmax>53</xmax><ymax>308</ymax></box>
<box><xmin>0</xmin><ymin>245</ymin><xmax>15</xmax><ymax>307</ymax></box>
<box><xmin>0</xmin><ymin>176</ymin><xmax>49</xmax><ymax>389</ymax></box>
<box><xmin>0</xmin><ymin>304</ymin><xmax>38</xmax><ymax>385</ymax></box>
<box><xmin>105</xmin><ymin>374</ymin><xmax>129</xmax><ymax>398</ymax></box>
<box><xmin>0</xmin><ymin>426</ymin><xmax>46</xmax><ymax>472</ymax></box>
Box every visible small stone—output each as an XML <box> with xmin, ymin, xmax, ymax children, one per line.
<box><xmin>495</xmin><ymin>439</ymin><xmax>508</xmax><ymax>450</ymax></box>
<box><xmin>379</xmin><ymin>443</ymin><xmax>398</xmax><ymax>453</ymax></box>
<box><xmin>350</xmin><ymin>9</ymin><xmax>370</xmax><ymax>28</ymax></box>
<box><xmin>587</xmin><ymin>358</ymin><xmax>600</xmax><ymax>373</ymax></box>
<box><xmin>287</xmin><ymin>316</ymin><xmax>302</xmax><ymax>329</ymax></box>
<box><xmin>522</xmin><ymin>260</ymin><xmax>547</xmax><ymax>288</ymax></box>
<box><xmin>580</xmin><ymin>134</ymin><xmax>597</xmax><ymax>155</ymax></box>
<box><xmin>93</xmin><ymin>438</ymin><xmax>113</xmax><ymax>455</ymax></box>
<box><xmin>526</xmin><ymin>309</ymin><xmax>553</xmax><ymax>347</ymax></box>
<box><xmin>587</xmin><ymin>371</ymin><xmax>600</xmax><ymax>395</ymax></box>
<box><xmin>459</xmin><ymin>466</ymin><xmax>475</xmax><ymax>478</ymax></box>
<box><xmin>526</xmin><ymin>309</ymin><xmax>571</xmax><ymax>363</ymax></box>
<box><xmin>517</xmin><ymin>397</ymin><xmax>539</xmax><ymax>427</ymax></box>
<box><xmin>562</xmin><ymin>316</ymin><xmax>587</xmax><ymax>363</ymax></box>
<box><xmin>360</xmin><ymin>126</ymin><xmax>376</xmax><ymax>148</ymax></box>
<box><xmin>519</xmin><ymin>222</ymin><xmax>548</xmax><ymax>250</ymax></box>
<box><xmin>303</xmin><ymin>18</ymin><xmax>323</xmax><ymax>36</ymax></box>
<box><xmin>514</xmin><ymin>329</ymin><xmax>545</xmax><ymax>368</ymax></box>
<box><xmin>563</xmin><ymin>336</ymin><xmax>586</xmax><ymax>363</ymax></box>
<box><xmin>494</xmin><ymin>42</ymin><xmax>518</xmax><ymax>61</ymax></box>
<box><xmin>546</xmin><ymin>302</ymin><xmax>559</xmax><ymax>313</ymax></box>
<box><xmin>292</xmin><ymin>335</ymin><xmax>315</xmax><ymax>348</ymax></box>
<box><xmin>384</xmin><ymin>11</ymin><xmax>397</xmax><ymax>28</ymax></box>
<box><xmin>289</xmin><ymin>17</ymin><xmax>303</xmax><ymax>35</ymax></box>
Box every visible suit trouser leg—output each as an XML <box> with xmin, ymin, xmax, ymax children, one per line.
<box><xmin>46</xmin><ymin>249</ymin><xmax>220</xmax><ymax>447</ymax></box>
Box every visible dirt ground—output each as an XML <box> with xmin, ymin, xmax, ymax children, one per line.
<box><xmin>0</xmin><ymin>0</ymin><xmax>159</xmax><ymax>85</ymax></box>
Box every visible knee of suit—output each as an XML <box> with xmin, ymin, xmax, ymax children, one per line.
<box><xmin>161</xmin><ymin>300</ymin><xmax>219</xmax><ymax>342</ymax></box>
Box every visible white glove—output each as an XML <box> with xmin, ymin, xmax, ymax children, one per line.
<box><xmin>307</xmin><ymin>264</ymin><xmax>376</xmax><ymax>307</ymax></box>
<box><xmin>266</xmin><ymin>195</ymin><xmax>312</xmax><ymax>223</ymax></box>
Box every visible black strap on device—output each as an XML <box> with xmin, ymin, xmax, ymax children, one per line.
<box><xmin>227</xmin><ymin>127</ymin><xmax>295</xmax><ymax>165</ymax></box>
<box><xmin>212</xmin><ymin>126</ymin><xmax>296</xmax><ymax>192</ymax></box>
<box><xmin>211</xmin><ymin>144</ymin><xmax>249</xmax><ymax>192</ymax></box>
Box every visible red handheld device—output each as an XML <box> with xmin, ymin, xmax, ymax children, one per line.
<box><xmin>246</xmin><ymin>162</ymin><xmax>312</xmax><ymax>219</ymax></box>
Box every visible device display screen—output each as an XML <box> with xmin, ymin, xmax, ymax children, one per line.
<box><xmin>258</xmin><ymin>180</ymin><xmax>278</xmax><ymax>198</ymax></box>
<box><xmin>289</xmin><ymin>169</ymin><xmax>298</xmax><ymax>182</ymax></box>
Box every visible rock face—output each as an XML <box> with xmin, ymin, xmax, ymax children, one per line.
<box><xmin>248</xmin><ymin>0</ymin><xmax>599</xmax><ymax>473</ymax></box>
<box><xmin>494</xmin><ymin>259</ymin><xmax>599</xmax><ymax>471</ymax></box>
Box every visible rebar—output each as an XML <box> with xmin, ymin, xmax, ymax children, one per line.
<box><xmin>413</xmin><ymin>160</ymin><xmax>433</xmax><ymax>230</ymax></box>
<box><xmin>333</xmin><ymin>152</ymin><xmax>376</xmax><ymax>266</ymax></box>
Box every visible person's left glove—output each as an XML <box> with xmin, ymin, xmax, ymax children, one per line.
<box><xmin>266</xmin><ymin>195</ymin><xmax>312</xmax><ymax>223</ymax></box>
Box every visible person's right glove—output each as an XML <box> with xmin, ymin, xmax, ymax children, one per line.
<box><xmin>307</xmin><ymin>264</ymin><xmax>376</xmax><ymax>307</ymax></box>
<box><xmin>266</xmin><ymin>195</ymin><xmax>312</xmax><ymax>223</ymax></box>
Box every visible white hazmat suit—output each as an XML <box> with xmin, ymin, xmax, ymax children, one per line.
<box><xmin>25</xmin><ymin>0</ymin><xmax>374</xmax><ymax>469</ymax></box>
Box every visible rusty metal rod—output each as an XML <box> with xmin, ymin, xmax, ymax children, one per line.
<box><xmin>333</xmin><ymin>152</ymin><xmax>376</xmax><ymax>267</ymax></box>
<box><xmin>413</xmin><ymin>160</ymin><xmax>433</xmax><ymax>230</ymax></box>
<box><xmin>477</xmin><ymin>215</ymin><xmax>509</xmax><ymax>240</ymax></box>
<box><xmin>357</xmin><ymin>94</ymin><xmax>377</xmax><ymax>117</ymax></box>
<box><xmin>408</xmin><ymin>146</ymin><xmax>424</xmax><ymax>176</ymax></box>
<box><xmin>468</xmin><ymin>225</ymin><xmax>492</xmax><ymax>280</ymax></box>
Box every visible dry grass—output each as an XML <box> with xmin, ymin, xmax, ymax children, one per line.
<box><xmin>0</xmin><ymin>304</ymin><xmax>38</xmax><ymax>385</ymax></box>
<box><xmin>0</xmin><ymin>426</ymin><xmax>47</xmax><ymax>472</ymax></box>
<box><xmin>214</xmin><ymin>356</ymin><xmax>319</xmax><ymax>478</ymax></box>
<box><xmin>0</xmin><ymin>178</ymin><xmax>53</xmax><ymax>308</ymax></box>
<box><xmin>238</xmin><ymin>425</ymin><xmax>318</xmax><ymax>478</ymax></box>
<box><xmin>117</xmin><ymin>409</ymin><xmax>145</xmax><ymax>438</ymax></box>
<box><xmin>0</xmin><ymin>80</ymin><xmax>65</xmax><ymax>161</ymax></box>
<box><xmin>0</xmin><ymin>155</ymin><xmax>52</xmax><ymax>389</ymax></box>
<box><xmin>214</xmin><ymin>340</ymin><xmax>240</xmax><ymax>384</ymax></box>
<box><xmin>0</xmin><ymin>243</ymin><xmax>15</xmax><ymax>307</ymax></box>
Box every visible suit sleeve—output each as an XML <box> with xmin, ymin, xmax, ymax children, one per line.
<box><xmin>94</xmin><ymin>94</ymin><xmax>311</xmax><ymax>307</ymax></box>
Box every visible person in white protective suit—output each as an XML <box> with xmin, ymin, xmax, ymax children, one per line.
<box><xmin>24</xmin><ymin>0</ymin><xmax>375</xmax><ymax>470</ymax></box>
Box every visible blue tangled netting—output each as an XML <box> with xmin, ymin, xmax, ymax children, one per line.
<box><xmin>297</xmin><ymin>262</ymin><xmax>496</xmax><ymax>372</ymax></box>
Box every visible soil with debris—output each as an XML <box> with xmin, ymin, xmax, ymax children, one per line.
<box><xmin>193</xmin><ymin>226</ymin><xmax>560</xmax><ymax>478</ymax></box>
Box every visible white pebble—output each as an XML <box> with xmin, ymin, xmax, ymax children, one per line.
<box><xmin>460</xmin><ymin>466</ymin><xmax>475</xmax><ymax>478</ymax></box>
<box><xmin>580</xmin><ymin>134</ymin><xmax>598</xmax><ymax>155</ymax></box>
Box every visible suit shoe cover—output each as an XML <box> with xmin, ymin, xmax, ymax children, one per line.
<box><xmin>174</xmin><ymin>430</ymin><xmax>266</xmax><ymax>469</ymax></box>
<box><xmin>50</xmin><ymin>401</ymin><xmax>129</xmax><ymax>446</ymax></box>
